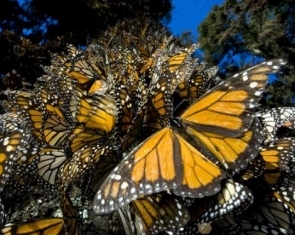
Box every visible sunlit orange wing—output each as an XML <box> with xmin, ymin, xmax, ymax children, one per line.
<box><xmin>180</xmin><ymin>59</ymin><xmax>286</xmax><ymax>173</ymax></box>
<box><xmin>93</xmin><ymin>127</ymin><xmax>224</xmax><ymax>214</ymax></box>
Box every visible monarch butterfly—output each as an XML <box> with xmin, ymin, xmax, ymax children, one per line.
<box><xmin>163</xmin><ymin>44</ymin><xmax>197</xmax><ymax>74</ymax></box>
<box><xmin>64</xmin><ymin>44</ymin><xmax>84</xmax><ymax>59</ymax></box>
<box><xmin>0</xmin><ymin>113</ymin><xmax>29</xmax><ymax>136</ymax></box>
<box><xmin>120</xmin><ymin>49</ymin><xmax>140</xmax><ymax>82</ymax></box>
<box><xmin>261</xmin><ymin>137</ymin><xmax>295</xmax><ymax>171</ymax></box>
<box><xmin>257</xmin><ymin>107</ymin><xmax>295</xmax><ymax>143</ymax></box>
<box><xmin>240</xmin><ymin>154</ymin><xmax>265</xmax><ymax>181</ymax></box>
<box><xmin>5</xmin><ymin>144</ymin><xmax>41</xmax><ymax>196</ymax></box>
<box><xmin>38</xmin><ymin>75</ymin><xmax>75</xmax><ymax>123</ymax></box>
<box><xmin>120</xmin><ymin>107</ymin><xmax>148</xmax><ymax>153</ymax></box>
<box><xmin>35</xmin><ymin>87</ymin><xmax>72</xmax><ymax>147</ymax></box>
<box><xmin>93</xmin><ymin>59</ymin><xmax>285</xmax><ymax>214</ymax></box>
<box><xmin>139</xmin><ymin>35</ymin><xmax>172</xmax><ymax>74</ymax></box>
<box><xmin>50</xmin><ymin>44</ymin><xmax>106</xmax><ymax>86</ymax></box>
<box><xmin>0</xmin><ymin>100</ymin><xmax>17</xmax><ymax>113</ymax></box>
<box><xmin>136</xmin><ymin>43</ymin><xmax>152</xmax><ymax>62</ymax></box>
<box><xmin>59</xmin><ymin>143</ymin><xmax>112</xmax><ymax>191</ymax></box>
<box><xmin>260</xmin><ymin>138</ymin><xmax>295</xmax><ymax>186</ymax></box>
<box><xmin>0</xmin><ymin>130</ymin><xmax>27</xmax><ymax>224</ymax></box>
<box><xmin>132</xmin><ymin>76</ymin><xmax>148</xmax><ymax>115</ymax></box>
<box><xmin>148</xmin><ymin>45</ymin><xmax>197</xmax><ymax>119</ymax></box>
<box><xmin>0</xmin><ymin>218</ymin><xmax>64</xmax><ymax>235</ymax></box>
<box><xmin>200</xmin><ymin>180</ymin><xmax>253</xmax><ymax>221</ymax></box>
<box><xmin>179</xmin><ymin>180</ymin><xmax>253</xmax><ymax>235</ymax></box>
<box><xmin>238</xmin><ymin>219</ymin><xmax>290</xmax><ymax>235</ymax></box>
<box><xmin>41</xmin><ymin>113</ymin><xmax>71</xmax><ymax>147</ymax></box>
<box><xmin>0</xmin><ymin>131</ymin><xmax>27</xmax><ymax>191</ymax></box>
<box><xmin>68</xmin><ymin>126</ymin><xmax>106</xmax><ymax>152</ymax></box>
<box><xmin>33</xmin><ymin>147</ymin><xmax>68</xmax><ymax>189</ymax></box>
<box><xmin>7</xmin><ymin>91</ymin><xmax>43</xmax><ymax>140</ymax></box>
<box><xmin>174</xmin><ymin>64</ymin><xmax>219</xmax><ymax>117</ymax></box>
<box><xmin>119</xmin><ymin>77</ymin><xmax>150</xmax><ymax>152</ymax></box>
<box><xmin>158</xmin><ymin>46</ymin><xmax>197</xmax><ymax>94</ymax></box>
<box><xmin>227</xmin><ymin>188</ymin><xmax>294</xmax><ymax>234</ymax></box>
<box><xmin>109</xmin><ymin>82</ymin><xmax>134</xmax><ymax>138</ymax></box>
<box><xmin>209</xmin><ymin>192</ymin><xmax>295</xmax><ymax>235</ymax></box>
<box><xmin>274</xmin><ymin>187</ymin><xmax>295</xmax><ymax>214</ymax></box>
<box><xmin>238</xmin><ymin>193</ymin><xmax>294</xmax><ymax>233</ymax></box>
<box><xmin>94</xmin><ymin>126</ymin><xmax>225</xmax><ymax>214</ymax></box>
<box><xmin>176</xmin><ymin>65</ymin><xmax>218</xmax><ymax>104</ymax></box>
<box><xmin>118</xmin><ymin>193</ymin><xmax>190</xmax><ymax>235</ymax></box>
<box><xmin>7</xmin><ymin>145</ymin><xmax>67</xmax><ymax>192</ymax></box>
<box><xmin>171</xmin><ymin>59</ymin><xmax>197</xmax><ymax>100</ymax></box>
<box><xmin>123</xmin><ymin>86</ymin><xmax>163</xmax><ymax>150</ymax></box>
<box><xmin>176</xmin><ymin>70</ymin><xmax>205</xmax><ymax>100</ymax></box>
<box><xmin>149</xmin><ymin>70</ymin><xmax>174</xmax><ymax>119</ymax></box>
<box><xmin>179</xmin><ymin>60</ymin><xmax>286</xmax><ymax>172</ymax></box>
<box><xmin>58</xmin><ymin>190</ymin><xmax>81</xmax><ymax>235</ymax></box>
<box><xmin>70</xmin><ymin>84</ymin><xmax>117</xmax><ymax>132</ymax></box>
<box><xmin>90</xmin><ymin>153</ymin><xmax>119</xmax><ymax>193</ymax></box>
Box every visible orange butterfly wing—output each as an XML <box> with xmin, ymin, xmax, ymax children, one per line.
<box><xmin>0</xmin><ymin>218</ymin><xmax>64</xmax><ymax>234</ymax></box>
<box><xmin>180</xmin><ymin>59</ymin><xmax>286</xmax><ymax>173</ymax></box>
<box><xmin>93</xmin><ymin>127</ymin><xmax>224</xmax><ymax>214</ymax></box>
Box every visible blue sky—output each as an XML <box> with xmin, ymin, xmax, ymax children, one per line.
<box><xmin>168</xmin><ymin>0</ymin><xmax>225</xmax><ymax>40</ymax></box>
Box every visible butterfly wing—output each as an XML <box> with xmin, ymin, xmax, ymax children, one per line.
<box><xmin>0</xmin><ymin>218</ymin><xmax>64</xmax><ymax>235</ymax></box>
<box><xmin>260</xmin><ymin>137</ymin><xmax>295</xmax><ymax>172</ymax></box>
<box><xmin>0</xmin><ymin>131</ymin><xmax>27</xmax><ymax>224</ymax></box>
<box><xmin>128</xmin><ymin>193</ymin><xmax>190</xmax><ymax>235</ymax></box>
<box><xmin>59</xmin><ymin>191</ymin><xmax>81</xmax><ymax>235</ymax></box>
<box><xmin>68</xmin><ymin>126</ymin><xmax>106</xmax><ymax>153</ymax></box>
<box><xmin>0</xmin><ymin>131</ymin><xmax>27</xmax><ymax>191</ymax></box>
<box><xmin>274</xmin><ymin>188</ymin><xmax>295</xmax><ymax>214</ymax></box>
<box><xmin>180</xmin><ymin>59</ymin><xmax>286</xmax><ymax>173</ymax></box>
<box><xmin>70</xmin><ymin>85</ymin><xmax>117</xmax><ymax>132</ymax></box>
<box><xmin>34</xmin><ymin>147</ymin><xmax>68</xmax><ymax>188</ymax></box>
<box><xmin>257</xmin><ymin>107</ymin><xmax>295</xmax><ymax>143</ymax></box>
<box><xmin>180</xmin><ymin>180</ymin><xmax>253</xmax><ymax>234</ymax></box>
<box><xmin>8</xmin><ymin>91</ymin><xmax>43</xmax><ymax>140</ymax></box>
<box><xmin>93</xmin><ymin>127</ymin><xmax>224</xmax><ymax>214</ymax></box>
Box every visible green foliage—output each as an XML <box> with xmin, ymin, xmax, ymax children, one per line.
<box><xmin>198</xmin><ymin>0</ymin><xmax>295</xmax><ymax>107</ymax></box>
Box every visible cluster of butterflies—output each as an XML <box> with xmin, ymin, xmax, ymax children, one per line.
<box><xmin>0</xmin><ymin>20</ymin><xmax>294</xmax><ymax>234</ymax></box>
